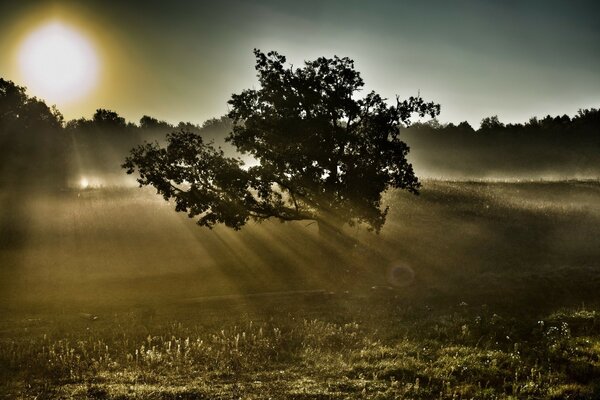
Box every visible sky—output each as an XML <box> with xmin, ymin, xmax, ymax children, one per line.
<box><xmin>0</xmin><ymin>0</ymin><xmax>599</xmax><ymax>127</ymax></box>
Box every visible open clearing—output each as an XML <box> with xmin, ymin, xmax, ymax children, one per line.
<box><xmin>1</xmin><ymin>180</ymin><xmax>600</xmax><ymax>399</ymax></box>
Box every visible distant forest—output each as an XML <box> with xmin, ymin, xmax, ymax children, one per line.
<box><xmin>405</xmin><ymin>113</ymin><xmax>600</xmax><ymax>179</ymax></box>
<box><xmin>1</xmin><ymin>78</ymin><xmax>598</xmax><ymax>189</ymax></box>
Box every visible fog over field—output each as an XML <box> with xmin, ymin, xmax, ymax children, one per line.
<box><xmin>2</xmin><ymin>179</ymin><xmax>600</xmax><ymax>303</ymax></box>
<box><xmin>2</xmin><ymin>179</ymin><xmax>600</xmax><ymax>398</ymax></box>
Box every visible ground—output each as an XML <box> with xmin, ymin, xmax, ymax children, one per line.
<box><xmin>1</xmin><ymin>180</ymin><xmax>599</xmax><ymax>399</ymax></box>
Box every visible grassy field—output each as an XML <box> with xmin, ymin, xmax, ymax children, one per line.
<box><xmin>1</xmin><ymin>180</ymin><xmax>600</xmax><ymax>399</ymax></box>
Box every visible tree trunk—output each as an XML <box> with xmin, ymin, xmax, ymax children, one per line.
<box><xmin>316</xmin><ymin>218</ymin><xmax>356</xmax><ymax>273</ymax></box>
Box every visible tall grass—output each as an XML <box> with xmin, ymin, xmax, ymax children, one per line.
<box><xmin>1</xmin><ymin>302</ymin><xmax>600</xmax><ymax>399</ymax></box>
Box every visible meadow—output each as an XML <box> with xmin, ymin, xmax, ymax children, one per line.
<box><xmin>1</xmin><ymin>180</ymin><xmax>600</xmax><ymax>399</ymax></box>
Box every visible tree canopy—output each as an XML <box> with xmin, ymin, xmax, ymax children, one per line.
<box><xmin>0</xmin><ymin>78</ymin><xmax>66</xmax><ymax>188</ymax></box>
<box><xmin>123</xmin><ymin>50</ymin><xmax>440</xmax><ymax>236</ymax></box>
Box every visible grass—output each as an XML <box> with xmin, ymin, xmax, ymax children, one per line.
<box><xmin>1</xmin><ymin>180</ymin><xmax>600</xmax><ymax>398</ymax></box>
<box><xmin>2</xmin><ymin>300</ymin><xmax>600</xmax><ymax>399</ymax></box>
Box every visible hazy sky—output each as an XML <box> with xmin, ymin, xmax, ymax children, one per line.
<box><xmin>1</xmin><ymin>0</ymin><xmax>599</xmax><ymax>127</ymax></box>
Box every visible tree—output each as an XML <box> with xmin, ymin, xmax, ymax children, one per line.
<box><xmin>479</xmin><ymin>115</ymin><xmax>504</xmax><ymax>131</ymax></box>
<box><xmin>0</xmin><ymin>78</ymin><xmax>66</xmax><ymax>188</ymax></box>
<box><xmin>67</xmin><ymin>109</ymin><xmax>141</xmax><ymax>180</ymax></box>
<box><xmin>123</xmin><ymin>50</ymin><xmax>439</xmax><ymax>244</ymax></box>
<box><xmin>93</xmin><ymin>109</ymin><xmax>127</xmax><ymax>128</ymax></box>
<box><xmin>140</xmin><ymin>115</ymin><xmax>173</xmax><ymax>131</ymax></box>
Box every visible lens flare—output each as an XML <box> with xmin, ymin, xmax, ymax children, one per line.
<box><xmin>387</xmin><ymin>263</ymin><xmax>415</xmax><ymax>287</ymax></box>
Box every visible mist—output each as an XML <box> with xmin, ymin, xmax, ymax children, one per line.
<box><xmin>2</xmin><ymin>77</ymin><xmax>599</xmax><ymax>299</ymax></box>
<box><xmin>2</xmin><ymin>64</ymin><xmax>600</xmax><ymax>398</ymax></box>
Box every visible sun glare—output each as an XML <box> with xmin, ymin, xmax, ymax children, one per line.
<box><xmin>18</xmin><ymin>22</ymin><xmax>99</xmax><ymax>104</ymax></box>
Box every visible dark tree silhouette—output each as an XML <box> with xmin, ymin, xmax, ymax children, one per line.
<box><xmin>93</xmin><ymin>109</ymin><xmax>127</xmax><ymax>128</ymax></box>
<box><xmin>479</xmin><ymin>115</ymin><xmax>504</xmax><ymax>131</ymax></box>
<box><xmin>402</xmin><ymin>108</ymin><xmax>600</xmax><ymax>178</ymax></box>
<box><xmin>123</xmin><ymin>50</ymin><xmax>440</xmax><ymax>242</ymax></box>
<box><xmin>67</xmin><ymin>109</ymin><xmax>141</xmax><ymax>177</ymax></box>
<box><xmin>0</xmin><ymin>78</ymin><xmax>66</xmax><ymax>188</ymax></box>
<box><xmin>140</xmin><ymin>115</ymin><xmax>172</xmax><ymax>131</ymax></box>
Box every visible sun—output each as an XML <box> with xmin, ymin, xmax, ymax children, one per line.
<box><xmin>18</xmin><ymin>22</ymin><xmax>99</xmax><ymax>104</ymax></box>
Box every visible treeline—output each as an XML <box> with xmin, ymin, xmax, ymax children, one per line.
<box><xmin>404</xmin><ymin>112</ymin><xmax>600</xmax><ymax>178</ymax></box>
<box><xmin>0</xmin><ymin>79</ymin><xmax>66</xmax><ymax>189</ymax></box>
<box><xmin>1</xmin><ymin>77</ymin><xmax>599</xmax><ymax>189</ymax></box>
<box><xmin>65</xmin><ymin>110</ymin><xmax>232</xmax><ymax>186</ymax></box>
<box><xmin>0</xmin><ymin>78</ymin><xmax>231</xmax><ymax>188</ymax></box>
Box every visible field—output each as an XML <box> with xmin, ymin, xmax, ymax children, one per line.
<box><xmin>1</xmin><ymin>180</ymin><xmax>600</xmax><ymax>399</ymax></box>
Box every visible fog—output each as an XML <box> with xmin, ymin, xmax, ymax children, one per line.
<box><xmin>2</xmin><ymin>180</ymin><xmax>599</xmax><ymax>308</ymax></box>
<box><xmin>59</xmin><ymin>108</ymin><xmax>600</xmax><ymax>189</ymax></box>
<box><xmin>3</xmin><ymin>81</ymin><xmax>600</xmax><ymax>398</ymax></box>
<box><xmin>1</xmin><ymin>79</ymin><xmax>599</xmax><ymax>308</ymax></box>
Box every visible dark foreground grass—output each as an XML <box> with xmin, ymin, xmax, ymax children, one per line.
<box><xmin>1</xmin><ymin>296</ymin><xmax>600</xmax><ymax>399</ymax></box>
<box><xmin>1</xmin><ymin>180</ymin><xmax>600</xmax><ymax>398</ymax></box>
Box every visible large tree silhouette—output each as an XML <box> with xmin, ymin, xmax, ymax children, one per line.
<box><xmin>123</xmin><ymin>50</ymin><xmax>439</xmax><ymax>242</ymax></box>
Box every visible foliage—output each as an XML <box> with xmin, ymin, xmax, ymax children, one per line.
<box><xmin>0</xmin><ymin>78</ymin><xmax>66</xmax><ymax>188</ymax></box>
<box><xmin>92</xmin><ymin>109</ymin><xmax>128</xmax><ymax>128</ymax></box>
<box><xmin>124</xmin><ymin>50</ymin><xmax>440</xmax><ymax>233</ymax></box>
<box><xmin>479</xmin><ymin>115</ymin><xmax>505</xmax><ymax>131</ymax></box>
<box><xmin>139</xmin><ymin>115</ymin><xmax>172</xmax><ymax>131</ymax></box>
<box><xmin>124</xmin><ymin>131</ymin><xmax>253</xmax><ymax>229</ymax></box>
<box><xmin>404</xmin><ymin>108</ymin><xmax>600</xmax><ymax>178</ymax></box>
